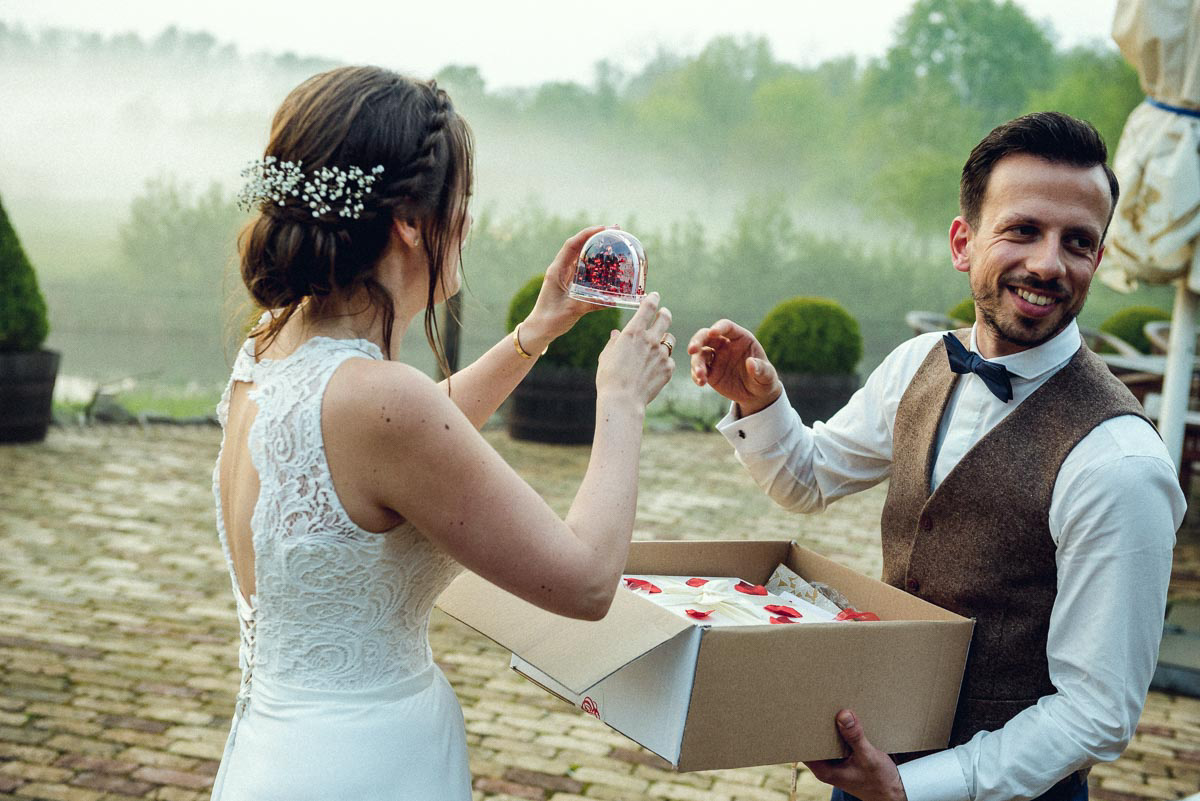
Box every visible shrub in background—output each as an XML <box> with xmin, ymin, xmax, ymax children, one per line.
<box><xmin>756</xmin><ymin>296</ymin><xmax>861</xmax><ymax>374</ymax></box>
<box><xmin>119</xmin><ymin>177</ymin><xmax>244</xmax><ymax>288</ymax></box>
<box><xmin>1099</xmin><ymin>305</ymin><xmax>1171</xmax><ymax>354</ymax></box>
<box><xmin>0</xmin><ymin>195</ymin><xmax>49</xmax><ymax>351</ymax></box>
<box><xmin>947</xmin><ymin>297</ymin><xmax>976</xmax><ymax>325</ymax></box>
<box><xmin>506</xmin><ymin>275</ymin><xmax>620</xmax><ymax>371</ymax></box>
<box><xmin>0</xmin><ymin>191</ymin><xmax>59</xmax><ymax>444</ymax></box>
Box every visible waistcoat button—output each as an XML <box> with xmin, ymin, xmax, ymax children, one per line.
<box><xmin>906</xmin><ymin>577</ymin><xmax>921</xmax><ymax>593</ymax></box>
<box><xmin>919</xmin><ymin>514</ymin><xmax>933</xmax><ymax>531</ymax></box>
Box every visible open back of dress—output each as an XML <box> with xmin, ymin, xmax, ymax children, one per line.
<box><xmin>209</xmin><ymin>335</ymin><xmax>469</xmax><ymax>801</ymax></box>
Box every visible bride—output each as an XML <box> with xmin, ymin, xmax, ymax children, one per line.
<box><xmin>210</xmin><ymin>65</ymin><xmax>675</xmax><ymax>800</ymax></box>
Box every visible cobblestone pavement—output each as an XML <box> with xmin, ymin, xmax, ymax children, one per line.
<box><xmin>0</xmin><ymin>424</ymin><xmax>1198</xmax><ymax>801</ymax></box>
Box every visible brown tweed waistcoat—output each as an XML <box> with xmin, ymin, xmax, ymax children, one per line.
<box><xmin>881</xmin><ymin>330</ymin><xmax>1150</xmax><ymax>747</ymax></box>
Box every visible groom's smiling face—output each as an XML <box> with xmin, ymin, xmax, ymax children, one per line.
<box><xmin>951</xmin><ymin>153</ymin><xmax>1112</xmax><ymax>358</ymax></box>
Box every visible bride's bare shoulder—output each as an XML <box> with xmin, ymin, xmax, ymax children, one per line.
<box><xmin>323</xmin><ymin>357</ymin><xmax>453</xmax><ymax>436</ymax></box>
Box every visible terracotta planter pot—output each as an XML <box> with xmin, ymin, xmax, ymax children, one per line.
<box><xmin>0</xmin><ymin>349</ymin><xmax>60</xmax><ymax>443</ymax></box>
<box><xmin>778</xmin><ymin>371</ymin><xmax>859</xmax><ymax>424</ymax></box>
<box><xmin>508</xmin><ymin>364</ymin><xmax>597</xmax><ymax>445</ymax></box>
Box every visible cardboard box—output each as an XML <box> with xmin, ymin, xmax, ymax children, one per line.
<box><xmin>437</xmin><ymin>539</ymin><xmax>973</xmax><ymax>771</ymax></box>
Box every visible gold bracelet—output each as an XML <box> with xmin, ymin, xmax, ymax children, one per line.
<box><xmin>512</xmin><ymin>323</ymin><xmax>547</xmax><ymax>359</ymax></box>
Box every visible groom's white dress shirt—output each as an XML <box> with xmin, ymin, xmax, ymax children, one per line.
<box><xmin>716</xmin><ymin>320</ymin><xmax>1184</xmax><ymax>801</ymax></box>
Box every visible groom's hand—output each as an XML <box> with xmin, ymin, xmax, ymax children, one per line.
<box><xmin>803</xmin><ymin>710</ymin><xmax>908</xmax><ymax>801</ymax></box>
<box><xmin>687</xmin><ymin>319</ymin><xmax>782</xmax><ymax>417</ymax></box>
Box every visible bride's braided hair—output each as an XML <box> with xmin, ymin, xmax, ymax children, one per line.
<box><xmin>238</xmin><ymin>66</ymin><xmax>474</xmax><ymax>365</ymax></box>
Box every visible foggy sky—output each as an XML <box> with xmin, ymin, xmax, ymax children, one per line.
<box><xmin>0</xmin><ymin>0</ymin><xmax>1119</xmax><ymax>91</ymax></box>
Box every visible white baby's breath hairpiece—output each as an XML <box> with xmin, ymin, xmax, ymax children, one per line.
<box><xmin>237</xmin><ymin>156</ymin><xmax>385</xmax><ymax>220</ymax></box>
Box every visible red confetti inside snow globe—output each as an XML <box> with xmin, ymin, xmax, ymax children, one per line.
<box><xmin>569</xmin><ymin>230</ymin><xmax>647</xmax><ymax>308</ymax></box>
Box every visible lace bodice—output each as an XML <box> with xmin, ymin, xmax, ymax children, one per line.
<box><xmin>212</xmin><ymin>336</ymin><xmax>462</xmax><ymax>707</ymax></box>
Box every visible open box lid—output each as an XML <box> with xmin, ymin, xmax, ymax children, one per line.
<box><xmin>437</xmin><ymin>570</ymin><xmax>694</xmax><ymax>694</ymax></box>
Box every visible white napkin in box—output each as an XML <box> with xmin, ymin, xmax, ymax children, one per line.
<box><xmin>621</xmin><ymin>574</ymin><xmax>836</xmax><ymax>626</ymax></box>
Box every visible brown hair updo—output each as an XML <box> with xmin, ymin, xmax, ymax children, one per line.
<box><xmin>238</xmin><ymin>65</ymin><xmax>473</xmax><ymax>365</ymax></box>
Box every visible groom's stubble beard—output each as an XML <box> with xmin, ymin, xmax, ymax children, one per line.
<box><xmin>971</xmin><ymin>274</ymin><xmax>1088</xmax><ymax>351</ymax></box>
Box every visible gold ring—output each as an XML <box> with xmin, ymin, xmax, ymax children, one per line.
<box><xmin>660</xmin><ymin>333</ymin><xmax>675</xmax><ymax>357</ymax></box>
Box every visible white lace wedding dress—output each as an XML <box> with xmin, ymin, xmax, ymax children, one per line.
<box><xmin>209</xmin><ymin>336</ymin><xmax>470</xmax><ymax>801</ymax></box>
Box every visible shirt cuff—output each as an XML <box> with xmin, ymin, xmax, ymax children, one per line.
<box><xmin>897</xmin><ymin>749</ymin><xmax>971</xmax><ymax>801</ymax></box>
<box><xmin>715</xmin><ymin>389</ymin><xmax>798</xmax><ymax>452</ymax></box>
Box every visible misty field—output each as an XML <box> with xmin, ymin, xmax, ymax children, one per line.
<box><xmin>0</xmin><ymin>4</ymin><xmax>1175</xmax><ymax>415</ymax></box>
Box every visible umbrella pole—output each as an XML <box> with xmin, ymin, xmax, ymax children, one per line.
<box><xmin>1159</xmin><ymin>266</ymin><xmax>1200</xmax><ymax>472</ymax></box>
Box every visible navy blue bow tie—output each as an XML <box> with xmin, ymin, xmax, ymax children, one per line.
<box><xmin>943</xmin><ymin>333</ymin><xmax>1013</xmax><ymax>402</ymax></box>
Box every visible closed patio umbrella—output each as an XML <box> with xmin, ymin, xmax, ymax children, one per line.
<box><xmin>1100</xmin><ymin>0</ymin><xmax>1200</xmax><ymax>471</ymax></box>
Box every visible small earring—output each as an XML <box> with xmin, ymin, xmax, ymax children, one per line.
<box><xmin>413</xmin><ymin>237</ymin><xmax>420</xmax><ymax>246</ymax></box>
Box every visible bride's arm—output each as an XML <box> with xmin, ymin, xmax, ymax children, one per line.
<box><xmin>331</xmin><ymin>295</ymin><xmax>674</xmax><ymax>620</ymax></box>
<box><xmin>438</xmin><ymin>225</ymin><xmax>605</xmax><ymax>429</ymax></box>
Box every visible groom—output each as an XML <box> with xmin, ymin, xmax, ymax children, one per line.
<box><xmin>688</xmin><ymin>111</ymin><xmax>1184</xmax><ymax>801</ymax></box>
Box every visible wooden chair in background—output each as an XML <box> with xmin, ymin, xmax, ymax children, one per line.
<box><xmin>1144</xmin><ymin>320</ymin><xmax>1172</xmax><ymax>354</ymax></box>
<box><xmin>1080</xmin><ymin>326</ymin><xmax>1145</xmax><ymax>359</ymax></box>
<box><xmin>904</xmin><ymin>311</ymin><xmax>969</xmax><ymax>336</ymax></box>
<box><xmin>1134</xmin><ymin>320</ymin><xmax>1200</xmax><ymax>493</ymax></box>
<box><xmin>1080</xmin><ymin>326</ymin><xmax>1162</xmax><ymax>403</ymax></box>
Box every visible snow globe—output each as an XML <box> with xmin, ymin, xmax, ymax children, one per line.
<box><xmin>568</xmin><ymin>230</ymin><xmax>647</xmax><ymax>308</ymax></box>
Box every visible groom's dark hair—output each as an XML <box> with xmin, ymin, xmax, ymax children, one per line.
<box><xmin>959</xmin><ymin>111</ymin><xmax>1119</xmax><ymax>239</ymax></box>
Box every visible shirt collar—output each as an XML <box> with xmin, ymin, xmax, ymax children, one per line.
<box><xmin>967</xmin><ymin>319</ymin><xmax>1081</xmax><ymax>381</ymax></box>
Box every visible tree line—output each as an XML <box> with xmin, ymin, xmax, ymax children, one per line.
<box><xmin>8</xmin><ymin>0</ymin><xmax>1166</xmax><ymax>382</ymax></box>
<box><xmin>3</xmin><ymin>0</ymin><xmax>1144</xmax><ymax>233</ymax></box>
<box><xmin>431</xmin><ymin>0</ymin><xmax>1142</xmax><ymax>232</ymax></box>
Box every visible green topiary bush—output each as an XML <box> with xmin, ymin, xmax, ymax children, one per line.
<box><xmin>506</xmin><ymin>275</ymin><xmax>621</xmax><ymax>371</ymax></box>
<box><xmin>1099</xmin><ymin>305</ymin><xmax>1171</xmax><ymax>355</ymax></box>
<box><xmin>756</xmin><ymin>296</ymin><xmax>862</xmax><ymax>374</ymax></box>
<box><xmin>948</xmin><ymin>297</ymin><xmax>976</xmax><ymax>325</ymax></box>
<box><xmin>0</xmin><ymin>194</ymin><xmax>49</xmax><ymax>352</ymax></box>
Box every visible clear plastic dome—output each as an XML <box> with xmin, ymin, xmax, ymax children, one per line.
<box><xmin>568</xmin><ymin>230</ymin><xmax>647</xmax><ymax>308</ymax></box>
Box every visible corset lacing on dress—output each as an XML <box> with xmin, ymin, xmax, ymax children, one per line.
<box><xmin>233</xmin><ymin>593</ymin><xmax>257</xmax><ymax>718</ymax></box>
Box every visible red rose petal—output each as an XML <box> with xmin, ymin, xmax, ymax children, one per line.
<box><xmin>769</xmin><ymin>616</ymin><xmax>796</xmax><ymax>624</ymax></box>
<box><xmin>734</xmin><ymin>581</ymin><xmax>768</xmax><ymax>596</ymax></box>
<box><xmin>685</xmin><ymin>578</ymin><xmax>708</xmax><ymax>587</ymax></box>
<box><xmin>834</xmin><ymin>608</ymin><xmax>881</xmax><ymax>622</ymax></box>
<box><xmin>685</xmin><ymin>609</ymin><xmax>712</xmax><ymax>619</ymax></box>
<box><xmin>764</xmin><ymin>604</ymin><xmax>802</xmax><ymax>618</ymax></box>
<box><xmin>624</xmin><ymin>578</ymin><xmax>661</xmax><ymax>594</ymax></box>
